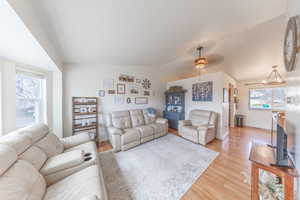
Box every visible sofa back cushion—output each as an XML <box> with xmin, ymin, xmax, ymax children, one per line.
<box><xmin>35</xmin><ymin>132</ymin><xmax>64</xmax><ymax>157</ymax></box>
<box><xmin>18</xmin><ymin>123</ymin><xmax>49</xmax><ymax>143</ymax></box>
<box><xmin>129</xmin><ymin>109</ymin><xmax>145</xmax><ymax>127</ymax></box>
<box><xmin>142</xmin><ymin>109</ymin><xmax>156</xmax><ymax>125</ymax></box>
<box><xmin>19</xmin><ymin>146</ymin><xmax>47</xmax><ymax>170</ymax></box>
<box><xmin>189</xmin><ymin>110</ymin><xmax>211</xmax><ymax>127</ymax></box>
<box><xmin>111</xmin><ymin>111</ymin><xmax>132</xmax><ymax>129</ymax></box>
<box><xmin>0</xmin><ymin>132</ymin><xmax>31</xmax><ymax>155</ymax></box>
<box><xmin>0</xmin><ymin>160</ymin><xmax>46</xmax><ymax>200</ymax></box>
<box><xmin>0</xmin><ymin>145</ymin><xmax>17</xmax><ymax>176</ymax></box>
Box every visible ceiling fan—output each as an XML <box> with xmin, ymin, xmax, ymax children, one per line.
<box><xmin>244</xmin><ymin>65</ymin><xmax>286</xmax><ymax>86</ymax></box>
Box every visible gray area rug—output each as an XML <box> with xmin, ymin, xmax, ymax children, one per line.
<box><xmin>99</xmin><ymin>134</ymin><xmax>219</xmax><ymax>200</ymax></box>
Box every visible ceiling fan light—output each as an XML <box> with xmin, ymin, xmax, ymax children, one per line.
<box><xmin>194</xmin><ymin>57</ymin><xmax>208</xmax><ymax>69</ymax></box>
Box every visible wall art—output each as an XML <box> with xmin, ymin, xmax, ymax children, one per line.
<box><xmin>98</xmin><ymin>90</ymin><xmax>105</xmax><ymax>97</ymax></box>
<box><xmin>114</xmin><ymin>96</ymin><xmax>125</xmax><ymax>104</ymax></box>
<box><xmin>128</xmin><ymin>84</ymin><xmax>139</xmax><ymax>94</ymax></box>
<box><xmin>117</xmin><ymin>83</ymin><xmax>126</xmax><ymax>94</ymax></box>
<box><xmin>119</xmin><ymin>74</ymin><xmax>134</xmax><ymax>82</ymax></box>
<box><xmin>192</xmin><ymin>81</ymin><xmax>213</xmax><ymax>102</ymax></box>
<box><xmin>107</xmin><ymin>90</ymin><xmax>115</xmax><ymax>95</ymax></box>
<box><xmin>142</xmin><ymin>78</ymin><xmax>151</xmax><ymax>89</ymax></box>
<box><xmin>135</xmin><ymin>97</ymin><xmax>148</xmax><ymax>104</ymax></box>
<box><xmin>144</xmin><ymin>91</ymin><xmax>150</xmax><ymax>96</ymax></box>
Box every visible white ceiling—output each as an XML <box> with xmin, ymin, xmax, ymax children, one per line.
<box><xmin>0</xmin><ymin>0</ymin><xmax>58</xmax><ymax>70</ymax></box>
<box><xmin>14</xmin><ymin>0</ymin><xmax>287</xmax><ymax>80</ymax></box>
<box><xmin>162</xmin><ymin>15</ymin><xmax>287</xmax><ymax>81</ymax></box>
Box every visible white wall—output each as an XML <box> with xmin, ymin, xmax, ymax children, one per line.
<box><xmin>167</xmin><ymin>72</ymin><xmax>236</xmax><ymax>140</ymax></box>
<box><xmin>237</xmin><ymin>82</ymin><xmax>274</xmax><ymax>130</ymax></box>
<box><xmin>63</xmin><ymin>64</ymin><xmax>166</xmax><ymax>139</ymax></box>
<box><xmin>0</xmin><ymin>58</ymin><xmax>59</xmax><ymax>135</ymax></box>
<box><xmin>7</xmin><ymin>0</ymin><xmax>63</xmax><ymax>71</ymax></box>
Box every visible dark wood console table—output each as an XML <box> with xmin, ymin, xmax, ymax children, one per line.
<box><xmin>249</xmin><ymin>142</ymin><xmax>298</xmax><ymax>200</ymax></box>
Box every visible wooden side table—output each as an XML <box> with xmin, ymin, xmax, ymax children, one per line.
<box><xmin>249</xmin><ymin>142</ymin><xmax>298</xmax><ymax>200</ymax></box>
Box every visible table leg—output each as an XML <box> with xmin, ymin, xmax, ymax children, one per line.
<box><xmin>251</xmin><ymin>163</ymin><xmax>259</xmax><ymax>200</ymax></box>
<box><xmin>284</xmin><ymin>174</ymin><xmax>294</xmax><ymax>200</ymax></box>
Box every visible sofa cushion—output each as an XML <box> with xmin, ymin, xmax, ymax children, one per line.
<box><xmin>0</xmin><ymin>133</ymin><xmax>31</xmax><ymax>155</ymax></box>
<box><xmin>19</xmin><ymin>123</ymin><xmax>49</xmax><ymax>143</ymax></box>
<box><xmin>111</xmin><ymin>111</ymin><xmax>132</xmax><ymax>129</ymax></box>
<box><xmin>0</xmin><ymin>145</ymin><xmax>17</xmax><ymax>176</ymax></box>
<box><xmin>122</xmin><ymin>128</ymin><xmax>140</xmax><ymax>145</ymax></box>
<box><xmin>0</xmin><ymin>160</ymin><xmax>46</xmax><ymax>200</ymax></box>
<box><xmin>181</xmin><ymin>126</ymin><xmax>199</xmax><ymax>142</ymax></box>
<box><xmin>61</xmin><ymin>132</ymin><xmax>91</xmax><ymax>149</ymax></box>
<box><xmin>41</xmin><ymin>150</ymin><xmax>84</xmax><ymax>176</ymax></box>
<box><xmin>142</xmin><ymin>109</ymin><xmax>156</xmax><ymax>125</ymax></box>
<box><xmin>136</xmin><ymin>125</ymin><xmax>154</xmax><ymax>138</ymax></box>
<box><xmin>19</xmin><ymin>146</ymin><xmax>47</xmax><ymax>170</ymax></box>
<box><xmin>44</xmin><ymin>165</ymin><xmax>102</xmax><ymax>200</ymax></box>
<box><xmin>149</xmin><ymin>123</ymin><xmax>166</xmax><ymax>133</ymax></box>
<box><xmin>35</xmin><ymin>132</ymin><xmax>64</xmax><ymax>157</ymax></box>
<box><xmin>190</xmin><ymin>110</ymin><xmax>211</xmax><ymax>127</ymax></box>
<box><xmin>129</xmin><ymin>109</ymin><xmax>145</xmax><ymax>127</ymax></box>
<box><xmin>65</xmin><ymin>141</ymin><xmax>95</xmax><ymax>153</ymax></box>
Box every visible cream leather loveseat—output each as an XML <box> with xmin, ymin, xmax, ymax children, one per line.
<box><xmin>178</xmin><ymin>109</ymin><xmax>218</xmax><ymax>145</ymax></box>
<box><xmin>107</xmin><ymin>109</ymin><xmax>168</xmax><ymax>152</ymax></box>
<box><xmin>0</xmin><ymin>124</ymin><xmax>107</xmax><ymax>200</ymax></box>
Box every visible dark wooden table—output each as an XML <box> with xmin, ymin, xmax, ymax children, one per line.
<box><xmin>249</xmin><ymin>141</ymin><xmax>298</xmax><ymax>200</ymax></box>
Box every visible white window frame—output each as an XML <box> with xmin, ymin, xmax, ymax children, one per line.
<box><xmin>16</xmin><ymin>68</ymin><xmax>47</xmax><ymax>128</ymax></box>
<box><xmin>249</xmin><ymin>87</ymin><xmax>286</xmax><ymax>111</ymax></box>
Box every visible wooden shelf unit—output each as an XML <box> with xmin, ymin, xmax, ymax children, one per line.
<box><xmin>72</xmin><ymin>97</ymin><xmax>99</xmax><ymax>146</ymax></box>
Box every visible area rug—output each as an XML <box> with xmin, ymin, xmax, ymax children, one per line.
<box><xmin>99</xmin><ymin>134</ymin><xmax>219</xmax><ymax>200</ymax></box>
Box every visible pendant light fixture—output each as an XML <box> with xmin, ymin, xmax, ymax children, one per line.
<box><xmin>194</xmin><ymin>46</ymin><xmax>208</xmax><ymax>69</ymax></box>
<box><xmin>245</xmin><ymin>65</ymin><xmax>286</xmax><ymax>86</ymax></box>
<box><xmin>261</xmin><ymin>65</ymin><xmax>286</xmax><ymax>85</ymax></box>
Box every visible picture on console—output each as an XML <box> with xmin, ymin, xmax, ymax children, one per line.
<box><xmin>192</xmin><ymin>81</ymin><xmax>213</xmax><ymax>102</ymax></box>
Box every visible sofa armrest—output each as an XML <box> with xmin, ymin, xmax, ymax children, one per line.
<box><xmin>80</xmin><ymin>195</ymin><xmax>100</xmax><ymax>200</ymax></box>
<box><xmin>107</xmin><ymin>127</ymin><xmax>123</xmax><ymax>135</ymax></box>
<box><xmin>60</xmin><ymin>132</ymin><xmax>91</xmax><ymax>149</ymax></box>
<box><xmin>178</xmin><ymin>120</ymin><xmax>192</xmax><ymax>126</ymax></box>
<box><xmin>155</xmin><ymin>118</ymin><xmax>168</xmax><ymax>124</ymax></box>
<box><xmin>40</xmin><ymin>150</ymin><xmax>85</xmax><ymax>175</ymax></box>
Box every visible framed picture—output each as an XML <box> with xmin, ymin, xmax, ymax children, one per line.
<box><xmin>135</xmin><ymin>97</ymin><xmax>148</xmax><ymax>104</ymax></box>
<box><xmin>119</xmin><ymin>74</ymin><xmax>134</xmax><ymax>82</ymax></box>
<box><xmin>98</xmin><ymin>90</ymin><xmax>105</xmax><ymax>97</ymax></box>
<box><xmin>144</xmin><ymin>91</ymin><xmax>150</xmax><ymax>96</ymax></box>
<box><xmin>114</xmin><ymin>96</ymin><xmax>125</xmax><ymax>104</ymax></box>
<box><xmin>192</xmin><ymin>81</ymin><xmax>213</xmax><ymax>102</ymax></box>
<box><xmin>108</xmin><ymin>90</ymin><xmax>115</xmax><ymax>95</ymax></box>
<box><xmin>117</xmin><ymin>83</ymin><xmax>126</xmax><ymax>94</ymax></box>
<box><xmin>128</xmin><ymin>84</ymin><xmax>139</xmax><ymax>94</ymax></box>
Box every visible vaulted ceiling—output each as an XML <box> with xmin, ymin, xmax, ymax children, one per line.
<box><xmin>8</xmin><ymin>0</ymin><xmax>287</xmax><ymax>80</ymax></box>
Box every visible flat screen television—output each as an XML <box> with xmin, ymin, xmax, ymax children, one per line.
<box><xmin>273</xmin><ymin>124</ymin><xmax>295</xmax><ymax>168</ymax></box>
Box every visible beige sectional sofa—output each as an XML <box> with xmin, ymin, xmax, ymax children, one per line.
<box><xmin>107</xmin><ymin>109</ymin><xmax>168</xmax><ymax>152</ymax></box>
<box><xmin>178</xmin><ymin>109</ymin><xmax>218</xmax><ymax>145</ymax></box>
<box><xmin>0</xmin><ymin>124</ymin><xmax>107</xmax><ymax>200</ymax></box>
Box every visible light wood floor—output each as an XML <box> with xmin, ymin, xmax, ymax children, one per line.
<box><xmin>99</xmin><ymin>127</ymin><xmax>270</xmax><ymax>200</ymax></box>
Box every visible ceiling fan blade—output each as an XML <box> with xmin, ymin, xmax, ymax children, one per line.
<box><xmin>244</xmin><ymin>82</ymin><xmax>264</xmax><ymax>86</ymax></box>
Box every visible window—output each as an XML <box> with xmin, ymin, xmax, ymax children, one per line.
<box><xmin>249</xmin><ymin>87</ymin><xmax>285</xmax><ymax>110</ymax></box>
<box><xmin>16</xmin><ymin>71</ymin><xmax>46</xmax><ymax>128</ymax></box>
